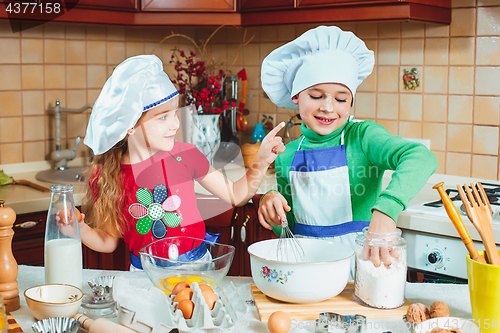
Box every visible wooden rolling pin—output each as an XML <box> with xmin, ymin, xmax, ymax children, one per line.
<box><xmin>74</xmin><ymin>314</ymin><xmax>135</xmax><ymax>333</ymax></box>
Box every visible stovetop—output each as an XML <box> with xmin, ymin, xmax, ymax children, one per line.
<box><xmin>402</xmin><ymin>181</ymin><xmax>500</xmax><ymax>279</ymax></box>
<box><xmin>405</xmin><ymin>182</ymin><xmax>500</xmax><ymax>224</ymax></box>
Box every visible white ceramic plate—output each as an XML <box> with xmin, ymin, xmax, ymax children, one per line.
<box><xmin>413</xmin><ymin>317</ymin><xmax>480</xmax><ymax>333</ymax></box>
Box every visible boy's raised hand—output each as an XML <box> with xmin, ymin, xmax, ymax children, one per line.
<box><xmin>258</xmin><ymin>191</ymin><xmax>291</xmax><ymax>230</ymax></box>
<box><xmin>254</xmin><ymin>122</ymin><xmax>286</xmax><ymax>165</ymax></box>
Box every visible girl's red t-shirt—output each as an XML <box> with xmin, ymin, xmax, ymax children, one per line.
<box><xmin>96</xmin><ymin>142</ymin><xmax>211</xmax><ymax>257</ymax></box>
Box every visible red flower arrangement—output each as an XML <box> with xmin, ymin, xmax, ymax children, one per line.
<box><xmin>170</xmin><ymin>49</ymin><xmax>233</xmax><ymax>115</ymax></box>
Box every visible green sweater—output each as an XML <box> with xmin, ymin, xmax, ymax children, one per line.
<box><xmin>272</xmin><ymin>118</ymin><xmax>438</xmax><ymax>234</ymax></box>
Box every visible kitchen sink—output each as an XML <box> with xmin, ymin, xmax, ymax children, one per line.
<box><xmin>35</xmin><ymin>167</ymin><xmax>89</xmax><ymax>185</ymax></box>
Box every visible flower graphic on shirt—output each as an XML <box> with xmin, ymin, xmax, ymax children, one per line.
<box><xmin>129</xmin><ymin>184</ymin><xmax>182</xmax><ymax>239</ymax></box>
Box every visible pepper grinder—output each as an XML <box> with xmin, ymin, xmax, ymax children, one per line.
<box><xmin>0</xmin><ymin>200</ymin><xmax>20</xmax><ymax>312</ymax></box>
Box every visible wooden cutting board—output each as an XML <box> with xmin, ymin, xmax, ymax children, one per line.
<box><xmin>7</xmin><ymin>313</ymin><xmax>24</xmax><ymax>333</ymax></box>
<box><xmin>251</xmin><ymin>282</ymin><xmax>410</xmax><ymax>321</ymax></box>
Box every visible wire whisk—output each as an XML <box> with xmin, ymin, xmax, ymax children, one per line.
<box><xmin>277</xmin><ymin>219</ymin><xmax>306</xmax><ymax>262</ymax></box>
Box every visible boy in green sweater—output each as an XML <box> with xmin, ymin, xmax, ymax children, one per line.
<box><xmin>258</xmin><ymin>26</ymin><xmax>437</xmax><ymax>268</ymax></box>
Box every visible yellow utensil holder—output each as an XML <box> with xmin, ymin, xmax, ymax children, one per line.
<box><xmin>467</xmin><ymin>250</ymin><xmax>500</xmax><ymax>332</ymax></box>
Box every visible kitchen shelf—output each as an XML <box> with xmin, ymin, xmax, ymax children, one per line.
<box><xmin>0</xmin><ymin>0</ymin><xmax>450</xmax><ymax>27</ymax></box>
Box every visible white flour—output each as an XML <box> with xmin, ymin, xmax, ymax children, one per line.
<box><xmin>354</xmin><ymin>254</ymin><xmax>406</xmax><ymax>309</ymax></box>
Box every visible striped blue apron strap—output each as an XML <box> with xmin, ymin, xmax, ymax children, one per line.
<box><xmin>294</xmin><ymin>221</ymin><xmax>370</xmax><ymax>238</ymax></box>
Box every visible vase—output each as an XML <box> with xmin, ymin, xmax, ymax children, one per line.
<box><xmin>252</xmin><ymin>123</ymin><xmax>266</xmax><ymax>143</ymax></box>
<box><xmin>191</xmin><ymin>113</ymin><xmax>221</xmax><ymax>165</ymax></box>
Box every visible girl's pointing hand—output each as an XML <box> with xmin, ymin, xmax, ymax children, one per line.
<box><xmin>255</xmin><ymin>122</ymin><xmax>286</xmax><ymax>165</ymax></box>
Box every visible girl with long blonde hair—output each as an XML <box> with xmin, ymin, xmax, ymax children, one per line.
<box><xmin>79</xmin><ymin>55</ymin><xmax>285</xmax><ymax>269</ymax></box>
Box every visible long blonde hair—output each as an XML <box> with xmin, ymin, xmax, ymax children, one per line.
<box><xmin>82</xmin><ymin>139</ymin><xmax>128</xmax><ymax>238</ymax></box>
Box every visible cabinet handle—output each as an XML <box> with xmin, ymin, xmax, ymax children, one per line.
<box><xmin>240</xmin><ymin>215</ymin><xmax>250</xmax><ymax>243</ymax></box>
<box><xmin>14</xmin><ymin>220</ymin><xmax>41</xmax><ymax>229</ymax></box>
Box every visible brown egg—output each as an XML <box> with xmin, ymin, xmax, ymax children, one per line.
<box><xmin>198</xmin><ymin>284</ymin><xmax>212</xmax><ymax>294</ymax></box>
<box><xmin>177</xmin><ymin>299</ymin><xmax>194</xmax><ymax>319</ymax></box>
<box><xmin>173</xmin><ymin>287</ymin><xmax>193</xmax><ymax>304</ymax></box>
<box><xmin>202</xmin><ymin>290</ymin><xmax>217</xmax><ymax>310</ymax></box>
<box><xmin>171</xmin><ymin>281</ymin><xmax>190</xmax><ymax>295</ymax></box>
<box><xmin>268</xmin><ymin>311</ymin><xmax>291</xmax><ymax>333</ymax></box>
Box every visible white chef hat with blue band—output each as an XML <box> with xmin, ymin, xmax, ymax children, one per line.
<box><xmin>261</xmin><ymin>26</ymin><xmax>374</xmax><ymax>109</ymax></box>
<box><xmin>84</xmin><ymin>54</ymin><xmax>178</xmax><ymax>155</ymax></box>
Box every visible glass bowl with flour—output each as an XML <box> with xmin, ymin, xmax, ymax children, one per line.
<box><xmin>353</xmin><ymin>227</ymin><xmax>407</xmax><ymax>309</ymax></box>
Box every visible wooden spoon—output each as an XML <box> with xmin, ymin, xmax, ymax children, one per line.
<box><xmin>457</xmin><ymin>183</ymin><xmax>500</xmax><ymax>266</ymax></box>
<box><xmin>433</xmin><ymin>182</ymin><xmax>486</xmax><ymax>263</ymax></box>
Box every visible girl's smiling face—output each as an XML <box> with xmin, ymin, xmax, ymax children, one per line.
<box><xmin>131</xmin><ymin>96</ymin><xmax>180</xmax><ymax>153</ymax></box>
<box><xmin>292</xmin><ymin>83</ymin><xmax>352</xmax><ymax>136</ymax></box>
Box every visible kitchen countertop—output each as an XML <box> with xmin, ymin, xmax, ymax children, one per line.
<box><xmin>1</xmin><ymin>159</ymin><xmax>500</xmax><ymax>243</ymax></box>
<box><xmin>11</xmin><ymin>265</ymin><xmax>474</xmax><ymax>333</ymax></box>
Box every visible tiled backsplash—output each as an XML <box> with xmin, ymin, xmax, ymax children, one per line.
<box><xmin>0</xmin><ymin>0</ymin><xmax>499</xmax><ymax>180</ymax></box>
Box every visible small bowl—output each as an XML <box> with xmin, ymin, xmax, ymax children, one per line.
<box><xmin>32</xmin><ymin>317</ymin><xmax>81</xmax><ymax>333</ymax></box>
<box><xmin>139</xmin><ymin>236</ymin><xmax>235</xmax><ymax>293</ymax></box>
<box><xmin>248</xmin><ymin>238</ymin><xmax>354</xmax><ymax>303</ymax></box>
<box><xmin>24</xmin><ymin>284</ymin><xmax>83</xmax><ymax>320</ymax></box>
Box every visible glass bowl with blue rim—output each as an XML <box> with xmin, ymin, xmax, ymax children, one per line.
<box><xmin>139</xmin><ymin>236</ymin><xmax>235</xmax><ymax>294</ymax></box>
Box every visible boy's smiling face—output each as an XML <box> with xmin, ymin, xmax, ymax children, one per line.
<box><xmin>292</xmin><ymin>83</ymin><xmax>352</xmax><ymax>136</ymax></box>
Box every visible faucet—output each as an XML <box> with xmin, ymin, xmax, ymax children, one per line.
<box><xmin>282</xmin><ymin>113</ymin><xmax>302</xmax><ymax>142</ymax></box>
<box><xmin>50</xmin><ymin>99</ymin><xmax>93</xmax><ymax>170</ymax></box>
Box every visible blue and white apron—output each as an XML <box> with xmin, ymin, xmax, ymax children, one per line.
<box><xmin>289</xmin><ymin>123</ymin><xmax>369</xmax><ymax>278</ymax></box>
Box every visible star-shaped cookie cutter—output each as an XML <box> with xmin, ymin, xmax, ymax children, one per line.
<box><xmin>315</xmin><ymin>312</ymin><xmax>367</xmax><ymax>333</ymax></box>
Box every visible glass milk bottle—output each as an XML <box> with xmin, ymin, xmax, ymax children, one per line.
<box><xmin>353</xmin><ymin>227</ymin><xmax>407</xmax><ymax>309</ymax></box>
<box><xmin>45</xmin><ymin>184</ymin><xmax>83</xmax><ymax>289</ymax></box>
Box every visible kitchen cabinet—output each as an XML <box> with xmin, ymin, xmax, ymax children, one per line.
<box><xmin>230</xmin><ymin>195</ymin><xmax>277</xmax><ymax>276</ymax></box>
<box><xmin>241</xmin><ymin>0</ymin><xmax>451</xmax><ymax>26</ymax></box>
<box><xmin>201</xmin><ymin>194</ymin><xmax>277</xmax><ymax>277</ymax></box>
<box><xmin>240</xmin><ymin>0</ymin><xmax>294</xmax><ymax>11</ymax></box>
<box><xmin>11</xmin><ymin>209</ymin><xmax>129</xmax><ymax>271</ymax></box>
<box><xmin>142</xmin><ymin>0</ymin><xmax>236</xmax><ymax>12</ymax></box>
<box><xmin>76</xmin><ymin>0</ymin><xmax>139</xmax><ymax>11</ymax></box>
<box><xmin>0</xmin><ymin>0</ymin><xmax>450</xmax><ymax>27</ymax></box>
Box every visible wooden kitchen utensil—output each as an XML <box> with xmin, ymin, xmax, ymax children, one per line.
<box><xmin>433</xmin><ymin>182</ymin><xmax>486</xmax><ymax>264</ymax></box>
<box><xmin>10</xmin><ymin>179</ymin><xmax>50</xmax><ymax>192</ymax></box>
<box><xmin>0</xmin><ymin>200</ymin><xmax>20</xmax><ymax>313</ymax></box>
<box><xmin>74</xmin><ymin>314</ymin><xmax>135</xmax><ymax>333</ymax></box>
<box><xmin>457</xmin><ymin>183</ymin><xmax>500</xmax><ymax>266</ymax></box>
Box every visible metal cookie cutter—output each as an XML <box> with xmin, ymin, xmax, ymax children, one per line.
<box><xmin>315</xmin><ymin>312</ymin><xmax>367</xmax><ymax>333</ymax></box>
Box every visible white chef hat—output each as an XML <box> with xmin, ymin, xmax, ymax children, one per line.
<box><xmin>84</xmin><ymin>54</ymin><xmax>178</xmax><ymax>155</ymax></box>
<box><xmin>261</xmin><ymin>25</ymin><xmax>374</xmax><ymax>109</ymax></box>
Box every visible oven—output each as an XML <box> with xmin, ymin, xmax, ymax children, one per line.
<box><xmin>397</xmin><ymin>179</ymin><xmax>500</xmax><ymax>284</ymax></box>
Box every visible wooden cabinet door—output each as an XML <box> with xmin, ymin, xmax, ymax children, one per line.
<box><xmin>83</xmin><ymin>239</ymin><xmax>129</xmax><ymax>271</ymax></box>
<box><xmin>296</xmin><ymin>0</ymin><xmax>450</xmax><ymax>7</ymax></box>
<box><xmin>11</xmin><ymin>211</ymin><xmax>47</xmax><ymax>267</ymax></box>
<box><xmin>240</xmin><ymin>0</ymin><xmax>294</xmax><ymax>11</ymax></box>
<box><xmin>76</xmin><ymin>0</ymin><xmax>139</xmax><ymax>11</ymax></box>
<box><xmin>233</xmin><ymin>196</ymin><xmax>276</xmax><ymax>277</ymax></box>
<box><xmin>142</xmin><ymin>0</ymin><xmax>236</xmax><ymax>12</ymax></box>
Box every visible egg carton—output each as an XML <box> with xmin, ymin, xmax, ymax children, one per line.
<box><xmin>113</xmin><ymin>277</ymin><xmax>247</xmax><ymax>333</ymax></box>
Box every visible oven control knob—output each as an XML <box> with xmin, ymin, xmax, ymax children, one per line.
<box><xmin>428</xmin><ymin>251</ymin><xmax>442</xmax><ymax>264</ymax></box>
